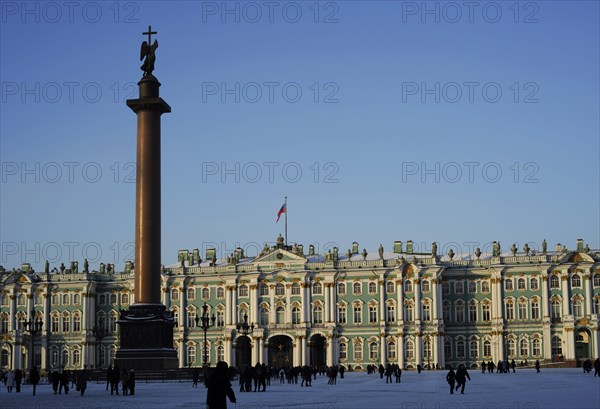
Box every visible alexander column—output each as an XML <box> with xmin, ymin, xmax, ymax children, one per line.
<box><xmin>115</xmin><ymin>26</ymin><xmax>178</xmax><ymax>370</ymax></box>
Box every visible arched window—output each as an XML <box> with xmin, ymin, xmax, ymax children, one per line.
<box><xmin>517</xmin><ymin>278</ymin><xmax>526</xmax><ymax>290</ymax></box>
<box><xmin>313</xmin><ymin>305</ymin><xmax>323</xmax><ymax>324</ymax></box>
<box><xmin>508</xmin><ymin>339</ymin><xmax>516</xmax><ymax>357</ymax></box>
<box><xmin>468</xmin><ymin>281</ymin><xmax>476</xmax><ymax>294</ymax></box>
<box><xmin>62</xmin><ymin>313</ymin><xmax>70</xmax><ymax>332</ymax></box>
<box><xmin>505</xmin><ymin>279</ymin><xmax>513</xmax><ymax>291</ymax></box>
<box><xmin>73</xmin><ymin>293</ymin><xmax>81</xmax><ymax>305</ymax></box>
<box><xmin>443</xmin><ymin>302</ymin><xmax>451</xmax><ymax>322</ymax></box>
<box><xmin>423</xmin><ymin>339</ymin><xmax>431</xmax><ymax>361</ymax></box>
<box><xmin>217</xmin><ymin>287</ymin><xmax>225</xmax><ymax>299</ymax></box>
<box><xmin>339</xmin><ymin>342</ymin><xmax>347</xmax><ymax>359</ymax></box>
<box><xmin>455</xmin><ymin>302</ymin><xmax>464</xmax><ymax>323</ymax></box>
<box><xmin>369</xmin><ymin>342</ymin><xmax>378</xmax><ymax>359</ymax></box>
<box><xmin>353</xmin><ymin>282</ymin><xmax>362</xmax><ymax>294</ymax></box>
<box><xmin>386</xmin><ymin>304</ymin><xmax>396</xmax><ymax>323</ymax></box>
<box><xmin>422</xmin><ymin>280</ymin><xmax>431</xmax><ymax>293</ymax></box>
<box><xmin>531</xmin><ymin>299</ymin><xmax>540</xmax><ymax>320</ymax></box>
<box><xmin>456</xmin><ymin>340</ymin><xmax>465</xmax><ymax>358</ymax></box>
<box><xmin>551</xmin><ymin>336</ymin><xmax>562</xmax><ymax>356</ymax></box>
<box><xmin>109</xmin><ymin>314</ymin><xmax>117</xmax><ymax>333</ymax></box>
<box><xmin>121</xmin><ymin>293</ymin><xmax>129</xmax><ymax>305</ymax></box>
<box><xmin>73</xmin><ymin>313</ymin><xmax>81</xmax><ymax>332</ymax></box>
<box><xmin>594</xmin><ymin>275</ymin><xmax>600</xmax><ymax>287</ymax></box>
<box><xmin>238</xmin><ymin>285</ymin><xmax>248</xmax><ymax>297</ymax></box>
<box><xmin>260</xmin><ymin>307</ymin><xmax>269</xmax><ymax>325</ymax></box>
<box><xmin>482</xmin><ymin>303</ymin><xmax>491</xmax><ymax>321</ymax></box>
<box><xmin>530</xmin><ymin>278</ymin><xmax>539</xmax><ymax>290</ymax></box>
<box><xmin>519</xmin><ymin>339</ymin><xmax>529</xmax><ymax>356</ymax></box>
<box><xmin>444</xmin><ymin>340</ymin><xmax>451</xmax><ymax>359</ymax></box>
<box><xmin>483</xmin><ymin>340</ymin><xmax>491</xmax><ymax>357</ymax></box>
<box><xmin>572</xmin><ymin>300</ymin><xmax>583</xmax><ymax>318</ymax></box>
<box><xmin>405</xmin><ymin>340</ymin><xmax>414</xmax><ymax>359</ymax></box>
<box><xmin>353</xmin><ymin>304</ymin><xmax>362</xmax><ymax>324</ymax></box>
<box><xmin>292</xmin><ymin>307</ymin><xmax>301</xmax><ymax>324</ymax></box>
<box><xmin>276</xmin><ymin>306</ymin><xmax>285</xmax><ymax>324</ymax></box>
<box><xmin>215</xmin><ymin>309</ymin><xmax>224</xmax><ymax>327</ymax></box>
<box><xmin>62</xmin><ymin>293</ymin><xmax>70</xmax><ymax>305</ymax></box>
<box><xmin>171</xmin><ymin>289</ymin><xmax>179</xmax><ymax>301</ymax></box>
<box><xmin>469</xmin><ymin>340</ymin><xmax>478</xmax><ymax>358</ymax></box>
<box><xmin>386</xmin><ymin>281</ymin><xmax>395</xmax><ymax>294</ymax></box>
<box><xmin>338</xmin><ymin>283</ymin><xmax>346</xmax><ymax>295</ymax></box>
<box><xmin>468</xmin><ymin>301</ymin><xmax>477</xmax><ymax>322</ymax></box>
<box><xmin>187</xmin><ymin>345</ymin><xmax>196</xmax><ymax>366</ymax></box>
<box><xmin>238</xmin><ymin>307</ymin><xmax>248</xmax><ymax>322</ymax></box>
<box><xmin>51</xmin><ymin>348</ymin><xmax>58</xmax><ymax>367</ymax></box>
<box><xmin>313</xmin><ymin>282</ymin><xmax>322</xmax><ymax>295</ymax></box>
<box><xmin>550</xmin><ymin>275</ymin><xmax>560</xmax><ymax>289</ymax></box>
<box><xmin>505</xmin><ymin>300</ymin><xmax>514</xmax><ymax>320</ymax></box>
<box><xmin>532</xmin><ymin>338</ymin><xmax>541</xmax><ymax>356</ymax></box>
<box><xmin>62</xmin><ymin>349</ymin><xmax>69</xmax><ymax>367</ymax></box>
<box><xmin>551</xmin><ymin>300</ymin><xmax>561</xmax><ymax>319</ymax></box>
<box><xmin>337</xmin><ymin>305</ymin><xmax>346</xmax><ymax>324</ymax></box>
<box><xmin>260</xmin><ymin>284</ymin><xmax>269</xmax><ymax>296</ymax></box>
<box><xmin>1</xmin><ymin>349</ymin><xmax>10</xmax><ymax>368</ymax></box>
<box><xmin>291</xmin><ymin>283</ymin><xmax>301</xmax><ymax>295</ymax></box>
<box><xmin>187</xmin><ymin>288</ymin><xmax>196</xmax><ymax>300</ymax></box>
<box><xmin>217</xmin><ymin>345</ymin><xmax>224</xmax><ymax>362</ymax></box>
<box><xmin>405</xmin><ymin>303</ymin><xmax>414</xmax><ymax>322</ymax></box>
<box><xmin>73</xmin><ymin>349</ymin><xmax>81</xmax><ymax>366</ymax></box>
<box><xmin>442</xmin><ymin>281</ymin><xmax>450</xmax><ymax>295</ymax></box>
<box><xmin>0</xmin><ymin>314</ymin><xmax>8</xmax><ymax>333</ymax></box>
<box><xmin>368</xmin><ymin>282</ymin><xmax>377</xmax><ymax>294</ymax></box>
<box><xmin>404</xmin><ymin>280</ymin><xmax>413</xmax><ymax>293</ymax></box>
<box><xmin>109</xmin><ymin>293</ymin><xmax>117</xmax><ymax>304</ymax></box>
<box><xmin>388</xmin><ymin>342</ymin><xmax>396</xmax><ymax>359</ymax></box>
<box><xmin>354</xmin><ymin>341</ymin><xmax>363</xmax><ymax>360</ymax></box>
<box><xmin>275</xmin><ymin>283</ymin><xmax>285</xmax><ymax>296</ymax></box>
<box><xmin>481</xmin><ymin>281</ymin><xmax>490</xmax><ymax>293</ymax></box>
<box><xmin>422</xmin><ymin>303</ymin><xmax>431</xmax><ymax>322</ymax></box>
<box><xmin>51</xmin><ymin>314</ymin><xmax>59</xmax><ymax>333</ymax></box>
<box><xmin>571</xmin><ymin>274</ymin><xmax>581</xmax><ymax>288</ymax></box>
<box><xmin>518</xmin><ymin>300</ymin><xmax>527</xmax><ymax>320</ymax></box>
<box><xmin>202</xmin><ymin>288</ymin><xmax>210</xmax><ymax>300</ymax></box>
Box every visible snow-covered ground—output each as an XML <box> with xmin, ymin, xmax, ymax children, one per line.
<box><xmin>1</xmin><ymin>368</ymin><xmax>599</xmax><ymax>409</ymax></box>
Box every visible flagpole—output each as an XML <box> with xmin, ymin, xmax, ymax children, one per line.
<box><xmin>284</xmin><ymin>196</ymin><xmax>288</xmax><ymax>246</ymax></box>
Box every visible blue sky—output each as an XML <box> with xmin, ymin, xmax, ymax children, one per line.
<box><xmin>1</xmin><ymin>1</ymin><xmax>599</xmax><ymax>270</ymax></box>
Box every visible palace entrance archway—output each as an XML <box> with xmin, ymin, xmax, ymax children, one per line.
<box><xmin>309</xmin><ymin>334</ymin><xmax>326</xmax><ymax>367</ymax></box>
<box><xmin>235</xmin><ymin>336</ymin><xmax>252</xmax><ymax>369</ymax></box>
<box><xmin>268</xmin><ymin>335</ymin><xmax>293</xmax><ymax>368</ymax></box>
<box><xmin>575</xmin><ymin>328</ymin><xmax>591</xmax><ymax>359</ymax></box>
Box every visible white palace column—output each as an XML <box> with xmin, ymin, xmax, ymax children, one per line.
<box><xmin>491</xmin><ymin>274</ymin><xmax>504</xmax><ymax>360</ymax></box>
<box><xmin>301</xmin><ymin>283</ymin><xmax>309</xmax><ymax>323</ymax></box>
<box><xmin>379</xmin><ymin>279</ymin><xmax>385</xmax><ymax>322</ymax></box>
<box><xmin>250</xmin><ymin>284</ymin><xmax>258</xmax><ymax>325</ymax></box>
<box><xmin>232</xmin><ymin>285</ymin><xmax>238</xmax><ymax>324</ymax></box>
<box><xmin>380</xmin><ymin>334</ymin><xmax>386</xmax><ymax>366</ymax></box>
<box><xmin>286</xmin><ymin>284</ymin><xmax>292</xmax><ymax>323</ymax></box>
<box><xmin>224</xmin><ymin>336</ymin><xmax>233</xmax><ymax>366</ymax></box>
<box><xmin>396</xmin><ymin>277</ymin><xmax>405</xmax><ymax>368</ymax></box>
<box><xmin>293</xmin><ymin>337</ymin><xmax>300</xmax><ymax>366</ymax></box>
<box><xmin>541</xmin><ymin>271</ymin><xmax>552</xmax><ymax>360</ymax></box>
<box><xmin>82</xmin><ymin>287</ymin><xmax>95</xmax><ymax>368</ymax></box>
<box><xmin>326</xmin><ymin>334</ymin><xmax>334</xmax><ymax>366</ymax></box>
<box><xmin>179</xmin><ymin>285</ymin><xmax>186</xmax><ymax>330</ymax></box>
<box><xmin>584</xmin><ymin>270</ymin><xmax>593</xmax><ymax>317</ymax></box>
<box><xmin>432</xmin><ymin>277</ymin><xmax>443</xmax><ymax>368</ymax></box>
<box><xmin>269</xmin><ymin>285</ymin><xmax>276</xmax><ymax>324</ymax></box>
<box><xmin>302</xmin><ymin>336</ymin><xmax>308</xmax><ymax>366</ymax></box>
<box><xmin>414</xmin><ymin>277</ymin><xmax>422</xmax><ymax>366</ymax></box>
<box><xmin>41</xmin><ymin>288</ymin><xmax>50</xmax><ymax>370</ymax></box>
<box><xmin>398</xmin><ymin>334</ymin><xmax>404</xmax><ymax>368</ymax></box>
<box><xmin>8</xmin><ymin>292</ymin><xmax>15</xmax><ymax>331</ymax></box>
<box><xmin>561</xmin><ymin>272</ymin><xmax>570</xmax><ymax>317</ymax></box>
<box><xmin>226</xmin><ymin>286</ymin><xmax>233</xmax><ymax>325</ymax></box>
<box><xmin>252</xmin><ymin>335</ymin><xmax>260</xmax><ymax>364</ymax></box>
<box><xmin>325</xmin><ymin>283</ymin><xmax>332</xmax><ymax>323</ymax></box>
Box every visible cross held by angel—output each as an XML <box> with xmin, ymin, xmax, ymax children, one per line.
<box><xmin>140</xmin><ymin>25</ymin><xmax>158</xmax><ymax>76</ymax></box>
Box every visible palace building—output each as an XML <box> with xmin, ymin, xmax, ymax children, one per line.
<box><xmin>1</xmin><ymin>236</ymin><xmax>599</xmax><ymax>373</ymax></box>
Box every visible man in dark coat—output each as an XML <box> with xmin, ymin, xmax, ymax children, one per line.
<box><xmin>535</xmin><ymin>360</ymin><xmax>540</xmax><ymax>373</ymax></box>
<box><xmin>206</xmin><ymin>361</ymin><xmax>236</xmax><ymax>409</ymax></box>
<box><xmin>76</xmin><ymin>369</ymin><xmax>88</xmax><ymax>396</ymax></box>
<box><xmin>14</xmin><ymin>369</ymin><xmax>22</xmax><ymax>392</ymax></box>
<box><xmin>59</xmin><ymin>370</ymin><xmax>69</xmax><ymax>394</ymax></box>
<box><xmin>446</xmin><ymin>367</ymin><xmax>456</xmax><ymax>394</ymax></box>
<box><xmin>128</xmin><ymin>370</ymin><xmax>136</xmax><ymax>395</ymax></box>
<box><xmin>29</xmin><ymin>366</ymin><xmax>40</xmax><ymax>396</ymax></box>
<box><xmin>455</xmin><ymin>364</ymin><xmax>471</xmax><ymax>394</ymax></box>
<box><xmin>593</xmin><ymin>358</ymin><xmax>600</xmax><ymax>377</ymax></box>
<box><xmin>378</xmin><ymin>364</ymin><xmax>385</xmax><ymax>379</ymax></box>
<box><xmin>51</xmin><ymin>371</ymin><xmax>60</xmax><ymax>394</ymax></box>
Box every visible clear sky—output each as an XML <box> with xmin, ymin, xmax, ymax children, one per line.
<box><xmin>1</xmin><ymin>1</ymin><xmax>599</xmax><ymax>271</ymax></box>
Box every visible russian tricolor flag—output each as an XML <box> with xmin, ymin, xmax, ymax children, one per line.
<box><xmin>276</xmin><ymin>203</ymin><xmax>286</xmax><ymax>223</ymax></box>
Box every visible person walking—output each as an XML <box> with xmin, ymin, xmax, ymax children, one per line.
<box><xmin>5</xmin><ymin>369</ymin><xmax>15</xmax><ymax>392</ymax></box>
<box><xmin>455</xmin><ymin>364</ymin><xmax>471</xmax><ymax>394</ymax></box>
<box><xmin>206</xmin><ymin>361</ymin><xmax>237</xmax><ymax>409</ymax></box>
<box><xmin>51</xmin><ymin>371</ymin><xmax>60</xmax><ymax>394</ymax></box>
<box><xmin>14</xmin><ymin>369</ymin><xmax>22</xmax><ymax>392</ymax></box>
<box><xmin>128</xmin><ymin>370</ymin><xmax>136</xmax><ymax>396</ymax></box>
<box><xmin>192</xmin><ymin>368</ymin><xmax>200</xmax><ymax>387</ymax></box>
<box><xmin>59</xmin><ymin>370</ymin><xmax>69</xmax><ymax>394</ymax></box>
<box><xmin>30</xmin><ymin>366</ymin><xmax>40</xmax><ymax>396</ymax></box>
<box><xmin>76</xmin><ymin>369</ymin><xmax>88</xmax><ymax>396</ymax></box>
<box><xmin>593</xmin><ymin>358</ymin><xmax>600</xmax><ymax>377</ymax></box>
<box><xmin>446</xmin><ymin>367</ymin><xmax>456</xmax><ymax>394</ymax></box>
<box><xmin>535</xmin><ymin>360</ymin><xmax>540</xmax><ymax>373</ymax></box>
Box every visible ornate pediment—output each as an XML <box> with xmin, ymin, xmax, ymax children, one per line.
<box><xmin>252</xmin><ymin>249</ymin><xmax>307</xmax><ymax>271</ymax></box>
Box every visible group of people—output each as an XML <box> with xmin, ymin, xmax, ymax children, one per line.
<box><xmin>373</xmin><ymin>364</ymin><xmax>403</xmax><ymax>383</ymax></box>
<box><xmin>49</xmin><ymin>369</ymin><xmax>89</xmax><ymax>396</ymax></box>
<box><xmin>582</xmin><ymin>358</ymin><xmax>600</xmax><ymax>376</ymax></box>
<box><xmin>446</xmin><ymin>365</ymin><xmax>471</xmax><ymax>394</ymax></box>
<box><xmin>105</xmin><ymin>365</ymin><xmax>136</xmax><ymax>396</ymax></box>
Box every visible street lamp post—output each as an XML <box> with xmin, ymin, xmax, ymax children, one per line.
<box><xmin>236</xmin><ymin>312</ymin><xmax>254</xmax><ymax>367</ymax></box>
<box><xmin>92</xmin><ymin>317</ymin><xmax>106</xmax><ymax>369</ymax></box>
<box><xmin>197</xmin><ymin>303</ymin><xmax>215</xmax><ymax>368</ymax></box>
<box><xmin>24</xmin><ymin>309</ymin><xmax>43</xmax><ymax>371</ymax></box>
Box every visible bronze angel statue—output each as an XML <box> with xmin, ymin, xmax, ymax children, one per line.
<box><xmin>140</xmin><ymin>38</ymin><xmax>158</xmax><ymax>76</ymax></box>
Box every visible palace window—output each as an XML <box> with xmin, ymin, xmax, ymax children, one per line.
<box><xmin>551</xmin><ymin>300</ymin><xmax>561</xmax><ymax>319</ymax></box>
<box><xmin>275</xmin><ymin>283</ymin><xmax>285</xmax><ymax>296</ymax></box>
<box><xmin>442</xmin><ymin>281</ymin><xmax>450</xmax><ymax>295</ymax></box>
<box><xmin>595</xmin><ymin>298</ymin><xmax>600</xmax><ymax>314</ymax></box>
<box><xmin>187</xmin><ymin>288</ymin><xmax>196</xmax><ymax>300</ymax></box>
<box><xmin>260</xmin><ymin>307</ymin><xmax>269</xmax><ymax>325</ymax></box>
<box><xmin>386</xmin><ymin>281</ymin><xmax>395</xmax><ymax>294</ymax></box>
<box><xmin>405</xmin><ymin>340</ymin><xmax>414</xmax><ymax>359</ymax></box>
<box><xmin>550</xmin><ymin>275</ymin><xmax>560</xmax><ymax>289</ymax></box>
<box><xmin>292</xmin><ymin>307</ymin><xmax>301</xmax><ymax>324</ymax></box>
<box><xmin>110</xmin><ymin>293</ymin><xmax>117</xmax><ymax>304</ymax></box>
<box><xmin>73</xmin><ymin>293</ymin><xmax>81</xmax><ymax>305</ymax></box>
<box><xmin>62</xmin><ymin>349</ymin><xmax>69</xmax><ymax>366</ymax></box>
<box><xmin>171</xmin><ymin>289</ymin><xmax>179</xmax><ymax>301</ymax></box>
<box><xmin>312</xmin><ymin>282</ymin><xmax>322</xmax><ymax>295</ymax></box>
<box><xmin>404</xmin><ymin>280</ymin><xmax>413</xmax><ymax>293</ymax></box>
<box><xmin>456</xmin><ymin>340</ymin><xmax>465</xmax><ymax>358</ymax></box>
<box><xmin>468</xmin><ymin>281</ymin><xmax>476</xmax><ymax>294</ymax></box>
<box><xmin>422</xmin><ymin>280</ymin><xmax>430</xmax><ymax>293</ymax></box>
<box><xmin>369</xmin><ymin>306</ymin><xmax>377</xmax><ymax>323</ymax></box>
<box><xmin>73</xmin><ymin>314</ymin><xmax>81</xmax><ymax>332</ymax></box>
<box><xmin>469</xmin><ymin>340</ymin><xmax>478</xmax><ymax>358</ymax></box>
<box><xmin>260</xmin><ymin>284</ymin><xmax>269</xmax><ymax>296</ymax></box>
<box><xmin>481</xmin><ymin>281</ymin><xmax>490</xmax><ymax>293</ymax></box>
<box><xmin>276</xmin><ymin>307</ymin><xmax>285</xmax><ymax>324</ymax></box>
<box><xmin>422</xmin><ymin>303</ymin><xmax>431</xmax><ymax>322</ymax></box>
<box><xmin>121</xmin><ymin>293</ymin><xmax>129</xmax><ymax>304</ymax></box>
<box><xmin>339</xmin><ymin>342</ymin><xmax>347</xmax><ymax>360</ymax></box>
<box><xmin>551</xmin><ymin>336</ymin><xmax>562</xmax><ymax>356</ymax></box>
<box><xmin>388</xmin><ymin>342</ymin><xmax>396</xmax><ymax>359</ymax></box>
<box><xmin>97</xmin><ymin>294</ymin><xmax>104</xmax><ymax>305</ymax></box>
<box><xmin>530</xmin><ymin>278</ymin><xmax>539</xmax><ymax>291</ymax></box>
<box><xmin>519</xmin><ymin>339</ymin><xmax>529</xmax><ymax>356</ymax></box>
<box><xmin>517</xmin><ymin>278</ymin><xmax>526</xmax><ymax>290</ymax></box>
<box><xmin>202</xmin><ymin>288</ymin><xmax>210</xmax><ymax>300</ymax></box>
<box><xmin>483</xmin><ymin>340</ymin><xmax>491</xmax><ymax>357</ymax></box>
<box><xmin>505</xmin><ymin>279</ymin><xmax>513</xmax><ymax>291</ymax></box>
<box><xmin>572</xmin><ymin>300</ymin><xmax>583</xmax><ymax>319</ymax></box>
<box><xmin>51</xmin><ymin>314</ymin><xmax>59</xmax><ymax>333</ymax></box>
<box><xmin>187</xmin><ymin>346</ymin><xmax>196</xmax><ymax>367</ymax></box>
<box><xmin>109</xmin><ymin>314</ymin><xmax>117</xmax><ymax>333</ymax></box>
<box><xmin>337</xmin><ymin>283</ymin><xmax>346</xmax><ymax>295</ymax></box>
<box><xmin>292</xmin><ymin>283</ymin><xmax>301</xmax><ymax>295</ymax></box>
<box><xmin>455</xmin><ymin>281</ymin><xmax>463</xmax><ymax>295</ymax></box>
<box><xmin>482</xmin><ymin>303</ymin><xmax>491</xmax><ymax>322</ymax></box>
<box><xmin>62</xmin><ymin>294</ymin><xmax>70</xmax><ymax>305</ymax></box>
<box><xmin>455</xmin><ymin>302</ymin><xmax>464</xmax><ymax>323</ymax></box>
<box><xmin>469</xmin><ymin>302</ymin><xmax>477</xmax><ymax>322</ymax></box>
<box><xmin>73</xmin><ymin>349</ymin><xmax>81</xmax><ymax>366</ymax></box>
<box><xmin>368</xmin><ymin>282</ymin><xmax>377</xmax><ymax>294</ymax></box>
<box><xmin>532</xmin><ymin>338</ymin><xmax>541</xmax><ymax>356</ymax></box>
<box><xmin>386</xmin><ymin>304</ymin><xmax>396</xmax><ymax>323</ymax></box>
<box><xmin>62</xmin><ymin>313</ymin><xmax>70</xmax><ymax>332</ymax></box>
<box><xmin>238</xmin><ymin>285</ymin><xmax>248</xmax><ymax>297</ymax></box>
<box><xmin>353</xmin><ymin>305</ymin><xmax>362</xmax><ymax>324</ymax></box>
<box><xmin>593</xmin><ymin>275</ymin><xmax>600</xmax><ymax>287</ymax></box>
<box><xmin>217</xmin><ymin>345</ymin><xmax>224</xmax><ymax>363</ymax></box>
<box><xmin>571</xmin><ymin>274</ymin><xmax>581</xmax><ymax>288</ymax></box>
<box><xmin>51</xmin><ymin>349</ymin><xmax>58</xmax><ymax>368</ymax></box>
<box><xmin>354</xmin><ymin>342</ymin><xmax>363</xmax><ymax>360</ymax></box>
<box><xmin>505</xmin><ymin>301</ymin><xmax>514</xmax><ymax>320</ymax></box>
<box><xmin>238</xmin><ymin>307</ymin><xmax>248</xmax><ymax>322</ymax></box>
<box><xmin>187</xmin><ymin>310</ymin><xmax>196</xmax><ymax>328</ymax></box>
<box><xmin>444</xmin><ymin>340</ymin><xmax>451</xmax><ymax>359</ymax></box>
<box><xmin>217</xmin><ymin>287</ymin><xmax>225</xmax><ymax>299</ymax></box>
<box><xmin>0</xmin><ymin>315</ymin><xmax>8</xmax><ymax>333</ymax></box>
<box><xmin>338</xmin><ymin>305</ymin><xmax>346</xmax><ymax>324</ymax></box>
<box><xmin>518</xmin><ymin>300</ymin><xmax>527</xmax><ymax>320</ymax></box>
<box><xmin>313</xmin><ymin>306</ymin><xmax>323</xmax><ymax>324</ymax></box>
<box><xmin>0</xmin><ymin>294</ymin><xmax>7</xmax><ymax>306</ymax></box>
<box><xmin>507</xmin><ymin>339</ymin><xmax>516</xmax><ymax>357</ymax></box>
<box><xmin>370</xmin><ymin>342</ymin><xmax>378</xmax><ymax>360</ymax></box>
<box><xmin>216</xmin><ymin>309</ymin><xmax>224</xmax><ymax>327</ymax></box>
<box><xmin>443</xmin><ymin>303</ymin><xmax>450</xmax><ymax>322</ymax></box>
<box><xmin>353</xmin><ymin>282</ymin><xmax>362</xmax><ymax>295</ymax></box>
<box><xmin>423</xmin><ymin>339</ymin><xmax>431</xmax><ymax>361</ymax></box>
<box><xmin>531</xmin><ymin>300</ymin><xmax>540</xmax><ymax>320</ymax></box>
<box><xmin>404</xmin><ymin>303</ymin><xmax>414</xmax><ymax>322</ymax></box>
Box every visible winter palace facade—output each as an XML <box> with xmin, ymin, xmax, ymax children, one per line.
<box><xmin>1</xmin><ymin>236</ymin><xmax>599</xmax><ymax>373</ymax></box>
